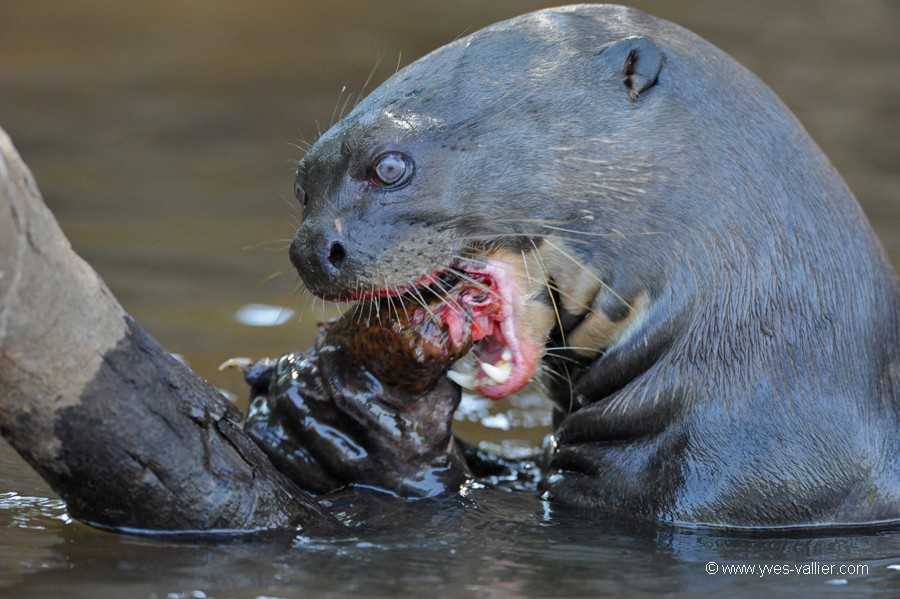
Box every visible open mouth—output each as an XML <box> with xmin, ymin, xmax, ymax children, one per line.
<box><xmin>327</xmin><ymin>254</ymin><xmax>543</xmax><ymax>400</ymax></box>
<box><xmin>378</xmin><ymin>258</ymin><xmax>543</xmax><ymax>400</ymax></box>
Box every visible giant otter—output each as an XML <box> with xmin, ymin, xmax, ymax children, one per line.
<box><xmin>283</xmin><ymin>4</ymin><xmax>900</xmax><ymax>528</ymax></box>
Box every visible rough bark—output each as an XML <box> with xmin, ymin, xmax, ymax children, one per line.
<box><xmin>0</xmin><ymin>125</ymin><xmax>341</xmax><ymax>535</ymax></box>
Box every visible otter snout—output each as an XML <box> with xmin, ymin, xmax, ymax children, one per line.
<box><xmin>289</xmin><ymin>224</ymin><xmax>348</xmax><ymax>297</ymax></box>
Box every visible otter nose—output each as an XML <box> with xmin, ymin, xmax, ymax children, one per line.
<box><xmin>289</xmin><ymin>226</ymin><xmax>349</xmax><ymax>295</ymax></box>
<box><xmin>326</xmin><ymin>239</ymin><xmax>346</xmax><ymax>271</ymax></box>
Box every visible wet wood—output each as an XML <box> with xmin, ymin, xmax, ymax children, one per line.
<box><xmin>0</xmin><ymin>126</ymin><xmax>341</xmax><ymax>535</ymax></box>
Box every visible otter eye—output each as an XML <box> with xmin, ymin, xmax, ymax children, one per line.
<box><xmin>294</xmin><ymin>179</ymin><xmax>308</xmax><ymax>208</ymax></box>
<box><xmin>371</xmin><ymin>152</ymin><xmax>412</xmax><ymax>187</ymax></box>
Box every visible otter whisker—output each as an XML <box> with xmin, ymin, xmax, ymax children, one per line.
<box><xmin>293</xmin><ymin>288</ymin><xmax>313</xmax><ymax>325</ymax></box>
<box><xmin>288</xmin><ymin>277</ymin><xmax>311</xmax><ymax>322</ymax></box>
<box><xmin>449</xmin><ymin>253</ymin><xmax>524</xmax><ymax>277</ymax></box>
<box><xmin>451</xmin><ymin>253</ymin><xmax>592</xmax><ymax>314</ymax></box>
<box><xmin>542</xmin><ymin>238</ymin><xmax>633</xmax><ymax>312</ymax></box>
<box><xmin>330</xmin><ymin>84</ymin><xmax>348</xmax><ymax>128</ymax></box>
<box><xmin>422</xmin><ymin>270</ymin><xmax>467</xmax><ymax>316</ymax></box>
<box><xmin>338</xmin><ymin>88</ymin><xmax>355</xmax><ymax>124</ymax></box>
<box><xmin>407</xmin><ymin>283</ymin><xmax>439</xmax><ymax>322</ymax></box>
<box><xmin>366</xmin><ymin>283</ymin><xmax>377</xmax><ymax>325</ymax></box>
<box><xmin>450</xmin><ymin>25</ymin><xmax>474</xmax><ymax>43</ymax></box>
<box><xmin>541</xmin><ymin>224</ymin><xmax>664</xmax><ymax>238</ymax></box>
<box><xmin>536</xmin><ymin>362</ymin><xmax>573</xmax><ymax>391</ymax></box>
<box><xmin>287</xmin><ymin>142</ymin><xmax>312</xmax><ymax>153</ymax></box>
<box><xmin>448</xmin><ymin>232</ymin><xmax>593</xmax><ymax>247</ymax></box>
<box><xmin>281</xmin><ymin>189</ymin><xmax>303</xmax><ymax>212</ymax></box>
<box><xmin>297</xmin><ymin>130</ymin><xmax>312</xmax><ymax>152</ymax></box>
<box><xmin>543</xmin><ymin>348</ymin><xmax>602</xmax><ymax>367</ymax></box>
<box><xmin>520</xmin><ymin>249</ymin><xmax>534</xmax><ymax>289</ymax></box>
<box><xmin>386</xmin><ymin>284</ymin><xmax>401</xmax><ymax>324</ymax></box>
<box><xmin>375</xmin><ymin>267</ymin><xmax>388</xmax><ymax>325</ymax></box>
<box><xmin>541</xmin><ymin>278</ymin><xmax>593</xmax><ymax>315</ymax></box>
<box><xmin>254</xmin><ymin>267</ymin><xmax>295</xmax><ymax>288</ymax></box>
<box><xmin>244</xmin><ymin>239</ymin><xmax>293</xmax><ymax>252</ymax></box>
<box><xmin>281</xmin><ymin>214</ymin><xmax>300</xmax><ymax>230</ymax></box>
<box><xmin>530</xmin><ymin>238</ymin><xmax>568</xmax><ymax>350</ymax></box>
<box><xmin>446</xmin><ymin>266</ymin><xmax>503</xmax><ymax>303</ymax></box>
<box><xmin>378</xmin><ymin>267</ymin><xmax>400</xmax><ymax>324</ymax></box>
<box><xmin>354</xmin><ymin>53</ymin><xmax>384</xmax><ymax>110</ymax></box>
<box><xmin>387</xmin><ymin>282</ymin><xmax>402</xmax><ymax>323</ymax></box>
<box><xmin>438</xmin><ymin>213</ymin><xmax>581</xmax><ymax>231</ymax></box>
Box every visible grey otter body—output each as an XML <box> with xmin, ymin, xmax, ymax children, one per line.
<box><xmin>288</xmin><ymin>5</ymin><xmax>900</xmax><ymax>527</ymax></box>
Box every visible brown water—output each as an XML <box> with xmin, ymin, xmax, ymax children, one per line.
<box><xmin>1</xmin><ymin>1</ymin><xmax>898</xmax><ymax>597</ymax></box>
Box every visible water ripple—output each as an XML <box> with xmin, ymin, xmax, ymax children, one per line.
<box><xmin>0</xmin><ymin>492</ymin><xmax>71</xmax><ymax>530</ymax></box>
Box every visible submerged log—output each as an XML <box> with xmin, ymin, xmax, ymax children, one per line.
<box><xmin>0</xmin><ymin>126</ymin><xmax>341</xmax><ymax>535</ymax></box>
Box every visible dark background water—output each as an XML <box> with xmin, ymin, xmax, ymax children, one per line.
<box><xmin>0</xmin><ymin>1</ymin><xmax>898</xmax><ymax>597</ymax></box>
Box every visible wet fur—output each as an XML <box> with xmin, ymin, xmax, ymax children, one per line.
<box><xmin>290</xmin><ymin>5</ymin><xmax>900</xmax><ymax>527</ymax></box>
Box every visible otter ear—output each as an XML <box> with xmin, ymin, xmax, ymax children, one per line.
<box><xmin>598</xmin><ymin>36</ymin><xmax>663</xmax><ymax>100</ymax></box>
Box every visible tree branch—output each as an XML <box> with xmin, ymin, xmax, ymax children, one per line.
<box><xmin>0</xmin><ymin>125</ymin><xmax>341</xmax><ymax>535</ymax></box>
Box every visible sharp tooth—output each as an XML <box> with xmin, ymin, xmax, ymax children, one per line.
<box><xmin>480</xmin><ymin>360</ymin><xmax>512</xmax><ymax>384</ymax></box>
<box><xmin>447</xmin><ymin>369</ymin><xmax>477</xmax><ymax>390</ymax></box>
<box><xmin>501</xmin><ymin>347</ymin><xmax>512</xmax><ymax>361</ymax></box>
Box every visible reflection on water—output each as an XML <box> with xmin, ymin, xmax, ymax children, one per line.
<box><xmin>234</xmin><ymin>303</ymin><xmax>295</xmax><ymax>327</ymax></box>
<box><xmin>0</xmin><ymin>462</ymin><xmax>898</xmax><ymax>598</ymax></box>
<box><xmin>0</xmin><ymin>492</ymin><xmax>70</xmax><ymax>530</ymax></box>
<box><xmin>1</xmin><ymin>0</ymin><xmax>898</xmax><ymax>597</ymax></box>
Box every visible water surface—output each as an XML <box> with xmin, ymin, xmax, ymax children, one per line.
<box><xmin>1</xmin><ymin>1</ymin><xmax>898</xmax><ymax>596</ymax></box>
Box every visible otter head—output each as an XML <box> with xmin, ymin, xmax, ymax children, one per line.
<box><xmin>289</xmin><ymin>8</ymin><xmax>667</xmax><ymax>400</ymax></box>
